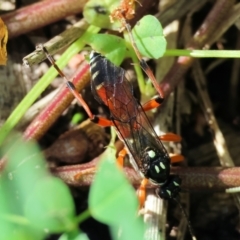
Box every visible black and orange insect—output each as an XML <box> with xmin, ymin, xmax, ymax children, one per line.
<box><xmin>39</xmin><ymin>15</ymin><xmax>195</xmax><ymax>234</ymax></box>
<box><xmin>40</xmin><ymin>1</ymin><xmax>196</xmax><ymax>236</ymax></box>
<box><xmin>87</xmin><ymin>51</ymin><xmax>183</xmax><ymax>204</ymax></box>
<box><xmin>40</xmin><ymin>44</ymin><xmax>183</xmax><ymax>204</ymax></box>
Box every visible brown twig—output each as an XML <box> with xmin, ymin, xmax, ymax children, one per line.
<box><xmin>193</xmin><ymin>60</ymin><xmax>234</xmax><ymax>167</ymax></box>
<box><xmin>160</xmin><ymin>0</ymin><xmax>235</xmax><ymax>98</ymax></box>
<box><xmin>53</xmin><ymin>159</ymin><xmax>240</xmax><ymax>191</ymax></box>
<box><xmin>22</xmin><ymin>19</ymin><xmax>89</xmax><ymax>66</ymax></box>
<box><xmin>1</xmin><ymin>0</ymin><xmax>88</xmax><ymax>38</ymax></box>
<box><xmin>157</xmin><ymin>0</ymin><xmax>208</xmax><ymax>28</ymax></box>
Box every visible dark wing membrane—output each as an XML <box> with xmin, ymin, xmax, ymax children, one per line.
<box><xmin>113</xmin><ymin>106</ymin><xmax>169</xmax><ymax>174</ymax></box>
<box><xmin>103</xmin><ymin>76</ymin><xmax>168</xmax><ymax>174</ymax></box>
<box><xmin>90</xmin><ymin>54</ymin><xmax>131</xmax><ymax>106</ymax></box>
<box><xmin>90</xmin><ymin>53</ymin><xmax>168</xmax><ymax>174</ymax></box>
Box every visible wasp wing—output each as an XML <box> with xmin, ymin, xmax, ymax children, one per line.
<box><xmin>90</xmin><ymin>52</ymin><xmax>168</xmax><ymax>175</ymax></box>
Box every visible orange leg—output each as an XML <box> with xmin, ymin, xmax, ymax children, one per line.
<box><xmin>169</xmin><ymin>153</ymin><xmax>184</xmax><ymax>163</ymax></box>
<box><xmin>159</xmin><ymin>133</ymin><xmax>184</xmax><ymax>163</ymax></box>
<box><xmin>159</xmin><ymin>133</ymin><xmax>182</xmax><ymax>142</ymax></box>
<box><xmin>137</xmin><ymin>178</ymin><xmax>148</xmax><ymax>208</ymax></box>
<box><xmin>142</xmin><ymin>97</ymin><xmax>163</xmax><ymax>112</ymax></box>
<box><xmin>117</xmin><ymin>148</ymin><xmax>127</xmax><ymax>167</ymax></box>
<box><xmin>118</xmin><ymin>148</ymin><xmax>148</xmax><ymax>208</ymax></box>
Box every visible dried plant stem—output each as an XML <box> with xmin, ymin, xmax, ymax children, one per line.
<box><xmin>192</xmin><ymin>60</ymin><xmax>240</xmax><ymax>210</ymax></box>
<box><xmin>160</xmin><ymin>0</ymin><xmax>235</xmax><ymax>98</ymax></box>
<box><xmin>23</xmin><ymin>19</ymin><xmax>89</xmax><ymax>66</ymax></box>
<box><xmin>53</xmin><ymin>161</ymin><xmax>240</xmax><ymax>191</ymax></box>
<box><xmin>193</xmin><ymin>61</ymin><xmax>234</xmax><ymax>167</ymax></box>
<box><xmin>1</xmin><ymin>0</ymin><xmax>88</xmax><ymax>38</ymax></box>
<box><xmin>158</xmin><ymin>0</ymin><xmax>208</xmax><ymax>28</ymax></box>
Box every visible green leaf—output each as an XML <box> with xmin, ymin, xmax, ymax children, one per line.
<box><xmin>0</xmin><ymin>134</ymin><xmax>76</xmax><ymax>238</ymax></box>
<box><xmin>132</xmin><ymin>15</ymin><xmax>167</xmax><ymax>59</ymax></box>
<box><xmin>83</xmin><ymin>0</ymin><xmax>121</xmax><ymax>30</ymax></box>
<box><xmin>2</xmin><ymin>135</ymin><xmax>49</xmax><ymax>213</ymax></box>
<box><xmin>89</xmin><ymin>148</ymin><xmax>145</xmax><ymax>240</ymax></box>
<box><xmin>85</xmin><ymin>33</ymin><xmax>126</xmax><ymax>65</ymax></box>
<box><xmin>24</xmin><ymin>177</ymin><xmax>75</xmax><ymax>233</ymax></box>
<box><xmin>0</xmin><ymin>220</ymin><xmax>43</xmax><ymax>240</ymax></box>
<box><xmin>0</xmin><ymin>135</ymin><xmax>51</xmax><ymax>239</ymax></box>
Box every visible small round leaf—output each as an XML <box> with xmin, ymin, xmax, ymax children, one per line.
<box><xmin>132</xmin><ymin>15</ymin><xmax>167</xmax><ymax>59</ymax></box>
<box><xmin>85</xmin><ymin>33</ymin><xmax>126</xmax><ymax>66</ymax></box>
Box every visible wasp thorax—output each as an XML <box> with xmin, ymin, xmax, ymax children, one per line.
<box><xmin>142</xmin><ymin>147</ymin><xmax>171</xmax><ymax>184</ymax></box>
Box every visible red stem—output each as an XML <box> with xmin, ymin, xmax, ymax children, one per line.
<box><xmin>53</xmin><ymin>159</ymin><xmax>240</xmax><ymax>191</ymax></box>
<box><xmin>1</xmin><ymin>0</ymin><xmax>88</xmax><ymax>38</ymax></box>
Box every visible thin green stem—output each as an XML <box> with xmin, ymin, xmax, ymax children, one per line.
<box><xmin>75</xmin><ymin>209</ymin><xmax>91</xmax><ymax>224</ymax></box>
<box><xmin>123</xmin><ymin>33</ymin><xmax>146</xmax><ymax>95</ymax></box>
<box><xmin>0</xmin><ymin>25</ymin><xmax>100</xmax><ymax>146</ymax></box>
<box><xmin>165</xmin><ymin>49</ymin><xmax>240</xmax><ymax>58</ymax></box>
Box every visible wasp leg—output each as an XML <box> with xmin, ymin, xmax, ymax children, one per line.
<box><xmin>159</xmin><ymin>133</ymin><xmax>182</xmax><ymax>142</ymax></box>
<box><xmin>137</xmin><ymin>178</ymin><xmax>148</xmax><ymax>208</ymax></box>
<box><xmin>142</xmin><ymin>96</ymin><xmax>164</xmax><ymax>112</ymax></box>
<box><xmin>169</xmin><ymin>153</ymin><xmax>184</xmax><ymax>163</ymax></box>
<box><xmin>159</xmin><ymin>133</ymin><xmax>184</xmax><ymax>163</ymax></box>
<box><xmin>118</xmin><ymin>148</ymin><xmax>148</xmax><ymax>207</ymax></box>
<box><xmin>117</xmin><ymin>148</ymin><xmax>127</xmax><ymax>167</ymax></box>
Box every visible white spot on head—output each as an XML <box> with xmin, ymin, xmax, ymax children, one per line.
<box><xmin>173</xmin><ymin>181</ymin><xmax>179</xmax><ymax>186</ymax></box>
<box><xmin>154</xmin><ymin>165</ymin><xmax>160</xmax><ymax>173</ymax></box>
<box><xmin>166</xmin><ymin>190</ymin><xmax>171</xmax><ymax>196</ymax></box>
<box><xmin>160</xmin><ymin>162</ymin><xmax>166</xmax><ymax>169</ymax></box>
<box><xmin>147</xmin><ymin>150</ymin><xmax>156</xmax><ymax>158</ymax></box>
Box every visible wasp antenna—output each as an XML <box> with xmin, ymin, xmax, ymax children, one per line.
<box><xmin>124</xmin><ymin>23</ymin><xmax>165</xmax><ymax>99</ymax></box>
<box><xmin>39</xmin><ymin>45</ymin><xmax>69</xmax><ymax>82</ymax></box>
<box><xmin>174</xmin><ymin>196</ymin><xmax>197</xmax><ymax>240</ymax></box>
<box><xmin>40</xmin><ymin>46</ymin><xmax>94</xmax><ymax>119</ymax></box>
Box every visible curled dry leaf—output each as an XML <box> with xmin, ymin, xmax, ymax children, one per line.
<box><xmin>0</xmin><ymin>18</ymin><xmax>8</xmax><ymax>65</ymax></box>
<box><xmin>44</xmin><ymin>119</ymin><xmax>109</xmax><ymax>164</ymax></box>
